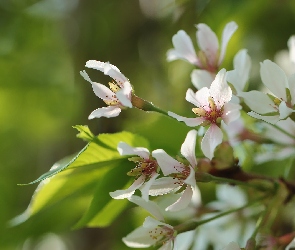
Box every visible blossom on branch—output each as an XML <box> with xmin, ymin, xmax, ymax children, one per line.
<box><xmin>80</xmin><ymin>60</ymin><xmax>132</xmax><ymax>119</ymax></box>
<box><xmin>123</xmin><ymin>216</ymin><xmax>194</xmax><ymax>250</ymax></box>
<box><xmin>110</xmin><ymin>142</ymin><xmax>159</xmax><ymax>201</ymax></box>
<box><xmin>167</xmin><ymin>21</ymin><xmax>237</xmax><ymax>73</ymax></box>
<box><xmin>169</xmin><ymin>69</ymin><xmax>241</xmax><ymax>159</ymax></box>
<box><xmin>150</xmin><ymin>130</ymin><xmax>201</xmax><ymax>211</ymax></box>
<box><xmin>240</xmin><ymin>59</ymin><xmax>295</xmax><ymax>123</ymax></box>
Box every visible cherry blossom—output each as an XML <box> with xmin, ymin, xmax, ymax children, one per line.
<box><xmin>80</xmin><ymin>60</ymin><xmax>132</xmax><ymax>119</ymax></box>
<box><xmin>109</xmin><ymin>142</ymin><xmax>159</xmax><ymax>201</ymax></box>
<box><xmin>240</xmin><ymin>60</ymin><xmax>295</xmax><ymax>123</ymax></box>
<box><xmin>123</xmin><ymin>216</ymin><xmax>194</xmax><ymax>250</ymax></box>
<box><xmin>150</xmin><ymin>130</ymin><xmax>200</xmax><ymax>211</ymax></box>
<box><xmin>169</xmin><ymin>69</ymin><xmax>241</xmax><ymax>159</ymax></box>
<box><xmin>167</xmin><ymin>21</ymin><xmax>237</xmax><ymax>72</ymax></box>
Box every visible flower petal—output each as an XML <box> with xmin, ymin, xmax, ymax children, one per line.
<box><xmin>165</xmin><ymin>186</ymin><xmax>193</xmax><ymax>211</ymax></box>
<box><xmin>88</xmin><ymin>106</ymin><xmax>121</xmax><ymax>119</ymax></box>
<box><xmin>174</xmin><ymin>231</ymin><xmax>195</xmax><ymax>250</ymax></box>
<box><xmin>191</xmin><ymin>69</ymin><xmax>214</xmax><ymax>89</ymax></box>
<box><xmin>279</xmin><ymin>101</ymin><xmax>293</xmax><ymax>119</ymax></box>
<box><xmin>288</xmin><ymin>35</ymin><xmax>295</xmax><ymax>64</ymax></box>
<box><xmin>149</xmin><ymin>177</ymin><xmax>181</xmax><ymax>196</ymax></box>
<box><xmin>116</xmin><ymin>81</ymin><xmax>132</xmax><ymax>108</ymax></box>
<box><xmin>168</xmin><ymin>111</ymin><xmax>205</xmax><ymax>127</ymax></box>
<box><xmin>128</xmin><ymin>195</ymin><xmax>164</xmax><ymax>221</ymax></box>
<box><xmin>226</xmin><ymin>49</ymin><xmax>251</xmax><ymax>93</ymax></box>
<box><xmin>140</xmin><ymin>173</ymin><xmax>159</xmax><ymax>201</ymax></box>
<box><xmin>152</xmin><ymin>149</ymin><xmax>184</xmax><ymax>176</ymax></box>
<box><xmin>187</xmin><ymin>87</ymin><xmax>210</xmax><ymax>108</ymax></box>
<box><xmin>86</xmin><ymin>60</ymin><xmax>128</xmax><ymax>86</ymax></box>
<box><xmin>239</xmin><ymin>90</ymin><xmax>275</xmax><ymax>114</ymax></box>
<box><xmin>218</xmin><ymin>21</ymin><xmax>238</xmax><ymax>65</ymax></box>
<box><xmin>117</xmin><ymin>142</ymin><xmax>150</xmax><ymax>159</ymax></box>
<box><xmin>210</xmin><ymin>68</ymin><xmax>232</xmax><ymax>109</ymax></box>
<box><xmin>222</xmin><ymin>102</ymin><xmax>241</xmax><ymax>124</ymax></box>
<box><xmin>288</xmin><ymin>73</ymin><xmax>295</xmax><ymax>103</ymax></box>
<box><xmin>109</xmin><ymin>175</ymin><xmax>145</xmax><ymax>199</ymax></box>
<box><xmin>260</xmin><ymin>60</ymin><xmax>288</xmax><ymax>100</ymax></box>
<box><xmin>167</xmin><ymin>30</ymin><xmax>200</xmax><ymax>66</ymax></box>
<box><xmin>181</xmin><ymin>130</ymin><xmax>198</xmax><ymax>167</ymax></box>
<box><xmin>196</xmin><ymin>23</ymin><xmax>219</xmax><ymax>67</ymax></box>
<box><xmin>201</xmin><ymin>124</ymin><xmax>223</xmax><ymax>159</ymax></box>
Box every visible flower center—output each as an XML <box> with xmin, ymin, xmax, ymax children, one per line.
<box><xmin>127</xmin><ymin>157</ymin><xmax>158</xmax><ymax>180</ymax></box>
<box><xmin>104</xmin><ymin>82</ymin><xmax>121</xmax><ymax>106</ymax></box>
<box><xmin>149</xmin><ymin>226</ymin><xmax>174</xmax><ymax>244</ymax></box>
<box><xmin>171</xmin><ymin>164</ymin><xmax>191</xmax><ymax>184</ymax></box>
<box><xmin>192</xmin><ymin>97</ymin><xmax>223</xmax><ymax>125</ymax></box>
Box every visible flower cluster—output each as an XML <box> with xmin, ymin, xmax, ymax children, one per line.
<box><xmin>79</xmin><ymin>20</ymin><xmax>295</xmax><ymax>250</ymax></box>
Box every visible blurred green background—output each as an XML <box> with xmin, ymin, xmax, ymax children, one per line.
<box><xmin>1</xmin><ymin>0</ymin><xmax>295</xmax><ymax>249</ymax></box>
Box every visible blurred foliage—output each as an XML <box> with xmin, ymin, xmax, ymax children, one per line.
<box><xmin>1</xmin><ymin>0</ymin><xmax>295</xmax><ymax>249</ymax></box>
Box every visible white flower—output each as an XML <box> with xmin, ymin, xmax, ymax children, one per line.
<box><xmin>123</xmin><ymin>216</ymin><xmax>194</xmax><ymax>250</ymax></box>
<box><xmin>80</xmin><ymin>60</ymin><xmax>132</xmax><ymax>119</ymax></box>
<box><xmin>109</xmin><ymin>142</ymin><xmax>159</xmax><ymax>201</ymax></box>
<box><xmin>167</xmin><ymin>21</ymin><xmax>238</xmax><ymax>72</ymax></box>
<box><xmin>240</xmin><ymin>60</ymin><xmax>295</xmax><ymax>123</ymax></box>
<box><xmin>150</xmin><ymin>130</ymin><xmax>200</xmax><ymax>211</ymax></box>
<box><xmin>227</xmin><ymin>49</ymin><xmax>252</xmax><ymax>95</ymax></box>
<box><xmin>169</xmin><ymin>69</ymin><xmax>241</xmax><ymax>159</ymax></box>
<box><xmin>255</xmin><ymin>118</ymin><xmax>295</xmax><ymax>163</ymax></box>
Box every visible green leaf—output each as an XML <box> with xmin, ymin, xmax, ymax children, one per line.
<box><xmin>73</xmin><ymin>125</ymin><xmax>95</xmax><ymax>142</ymax></box>
<box><xmin>12</xmin><ymin>131</ymin><xmax>149</xmax><ymax>234</ymax></box>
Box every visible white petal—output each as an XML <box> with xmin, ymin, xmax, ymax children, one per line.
<box><xmin>222</xmin><ymin>102</ymin><xmax>241</xmax><ymax>124</ymax></box>
<box><xmin>201</xmin><ymin>124</ymin><xmax>223</xmax><ymax>160</ymax></box>
<box><xmin>288</xmin><ymin>73</ymin><xmax>295</xmax><ymax>103</ymax></box>
<box><xmin>109</xmin><ymin>175</ymin><xmax>145</xmax><ymax>199</ymax></box>
<box><xmin>288</xmin><ymin>35</ymin><xmax>295</xmax><ymax>64</ymax></box>
<box><xmin>226</xmin><ymin>49</ymin><xmax>251</xmax><ymax>93</ymax></box>
<box><xmin>104</xmin><ymin>62</ymin><xmax>128</xmax><ymax>86</ymax></box>
<box><xmin>174</xmin><ymin>231</ymin><xmax>195</xmax><ymax>250</ymax></box>
<box><xmin>168</xmin><ymin>111</ymin><xmax>205</xmax><ymax>127</ymax></box>
<box><xmin>167</xmin><ymin>30</ymin><xmax>200</xmax><ymax>66</ymax></box>
<box><xmin>117</xmin><ymin>142</ymin><xmax>150</xmax><ymax>159</ymax></box>
<box><xmin>88</xmin><ymin>106</ymin><xmax>121</xmax><ymax>119</ymax></box>
<box><xmin>181</xmin><ymin>130</ymin><xmax>198</xmax><ymax>167</ymax></box>
<box><xmin>286</xmin><ymin>237</ymin><xmax>295</xmax><ymax>250</ymax></box>
<box><xmin>128</xmin><ymin>195</ymin><xmax>164</xmax><ymax>221</ymax></box>
<box><xmin>152</xmin><ymin>149</ymin><xmax>183</xmax><ymax>176</ymax></box>
<box><xmin>218</xmin><ymin>21</ymin><xmax>238</xmax><ymax>65</ymax></box>
<box><xmin>210</xmin><ymin>68</ymin><xmax>232</xmax><ymax>109</ymax></box>
<box><xmin>85</xmin><ymin>60</ymin><xmax>105</xmax><ymax>71</ymax></box>
<box><xmin>158</xmin><ymin>240</ymin><xmax>173</xmax><ymax>250</ymax></box>
<box><xmin>91</xmin><ymin>82</ymin><xmax>116</xmax><ymax>101</ymax></box>
<box><xmin>191</xmin><ymin>69</ymin><xmax>214</xmax><ymax>89</ymax></box>
<box><xmin>279</xmin><ymin>101</ymin><xmax>293</xmax><ymax>119</ymax></box>
<box><xmin>122</xmin><ymin>225</ymin><xmax>157</xmax><ymax>247</ymax></box>
<box><xmin>187</xmin><ymin>87</ymin><xmax>210</xmax><ymax>108</ymax></box>
<box><xmin>165</xmin><ymin>186</ymin><xmax>193</xmax><ymax>211</ymax></box>
<box><xmin>184</xmin><ymin>166</ymin><xmax>197</xmax><ymax>187</ymax></box>
<box><xmin>260</xmin><ymin>60</ymin><xmax>288</xmax><ymax>100</ymax></box>
<box><xmin>196</xmin><ymin>23</ymin><xmax>219</xmax><ymax>67</ymax></box>
<box><xmin>239</xmin><ymin>90</ymin><xmax>275</xmax><ymax>114</ymax></box>
<box><xmin>143</xmin><ymin>216</ymin><xmax>172</xmax><ymax>229</ymax></box>
<box><xmin>80</xmin><ymin>70</ymin><xmax>116</xmax><ymax>100</ymax></box>
<box><xmin>149</xmin><ymin>177</ymin><xmax>181</xmax><ymax>196</ymax></box>
<box><xmin>140</xmin><ymin>173</ymin><xmax>159</xmax><ymax>201</ymax></box>
<box><xmin>247</xmin><ymin>111</ymin><xmax>280</xmax><ymax>124</ymax></box>
<box><xmin>223</xmin><ymin>242</ymin><xmax>241</xmax><ymax>250</ymax></box>
<box><xmin>116</xmin><ymin>81</ymin><xmax>132</xmax><ymax>108</ymax></box>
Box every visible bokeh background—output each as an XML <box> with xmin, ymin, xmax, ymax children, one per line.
<box><xmin>1</xmin><ymin>0</ymin><xmax>295</xmax><ymax>249</ymax></box>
